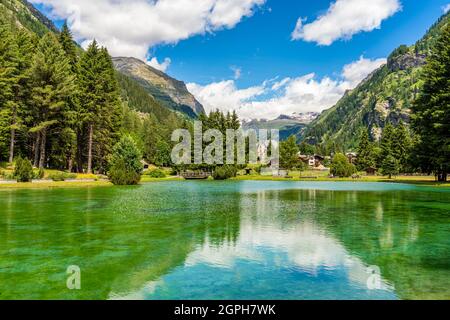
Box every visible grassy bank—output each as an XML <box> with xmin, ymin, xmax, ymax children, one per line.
<box><xmin>0</xmin><ymin>175</ymin><xmax>183</xmax><ymax>190</ymax></box>
<box><xmin>1</xmin><ymin>171</ymin><xmax>448</xmax><ymax>190</ymax></box>
<box><xmin>140</xmin><ymin>176</ymin><xmax>183</xmax><ymax>183</ymax></box>
<box><xmin>0</xmin><ymin>180</ymin><xmax>113</xmax><ymax>189</ymax></box>
<box><xmin>232</xmin><ymin>174</ymin><xmax>450</xmax><ymax>187</ymax></box>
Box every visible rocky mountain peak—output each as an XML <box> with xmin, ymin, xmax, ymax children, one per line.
<box><xmin>112</xmin><ymin>57</ymin><xmax>205</xmax><ymax>117</ymax></box>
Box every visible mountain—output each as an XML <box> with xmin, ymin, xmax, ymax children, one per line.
<box><xmin>112</xmin><ymin>57</ymin><xmax>205</xmax><ymax>118</ymax></box>
<box><xmin>284</xmin><ymin>112</ymin><xmax>320</xmax><ymax>124</ymax></box>
<box><xmin>0</xmin><ymin>0</ymin><xmax>57</xmax><ymax>36</ymax></box>
<box><xmin>302</xmin><ymin>12</ymin><xmax>450</xmax><ymax>150</ymax></box>
<box><xmin>242</xmin><ymin>112</ymin><xmax>319</xmax><ymax>140</ymax></box>
<box><xmin>1</xmin><ymin>0</ymin><xmax>203</xmax><ymax>121</ymax></box>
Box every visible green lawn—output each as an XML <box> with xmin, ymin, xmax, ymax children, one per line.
<box><xmin>140</xmin><ymin>176</ymin><xmax>183</xmax><ymax>183</ymax></box>
<box><xmin>0</xmin><ymin>180</ymin><xmax>113</xmax><ymax>189</ymax></box>
<box><xmin>1</xmin><ymin>167</ymin><xmax>448</xmax><ymax>189</ymax></box>
<box><xmin>233</xmin><ymin>173</ymin><xmax>450</xmax><ymax>187</ymax></box>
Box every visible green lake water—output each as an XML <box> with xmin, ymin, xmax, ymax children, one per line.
<box><xmin>0</xmin><ymin>181</ymin><xmax>449</xmax><ymax>300</ymax></box>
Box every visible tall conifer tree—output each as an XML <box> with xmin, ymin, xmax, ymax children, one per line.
<box><xmin>78</xmin><ymin>42</ymin><xmax>121</xmax><ymax>173</ymax></box>
<box><xmin>356</xmin><ymin>129</ymin><xmax>375</xmax><ymax>171</ymax></box>
<box><xmin>412</xmin><ymin>23</ymin><xmax>450</xmax><ymax>181</ymax></box>
<box><xmin>30</xmin><ymin>33</ymin><xmax>75</xmax><ymax>169</ymax></box>
<box><xmin>0</xmin><ymin>20</ymin><xmax>19</xmax><ymax>161</ymax></box>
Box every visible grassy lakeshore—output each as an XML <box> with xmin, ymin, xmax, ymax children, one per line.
<box><xmin>0</xmin><ymin>172</ymin><xmax>448</xmax><ymax>190</ymax></box>
<box><xmin>0</xmin><ymin>180</ymin><xmax>113</xmax><ymax>189</ymax></box>
<box><xmin>232</xmin><ymin>174</ymin><xmax>450</xmax><ymax>187</ymax></box>
<box><xmin>140</xmin><ymin>176</ymin><xmax>184</xmax><ymax>183</ymax></box>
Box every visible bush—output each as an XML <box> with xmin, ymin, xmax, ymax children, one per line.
<box><xmin>48</xmin><ymin>172</ymin><xmax>77</xmax><ymax>181</ymax></box>
<box><xmin>213</xmin><ymin>165</ymin><xmax>238</xmax><ymax>180</ymax></box>
<box><xmin>33</xmin><ymin>168</ymin><xmax>45</xmax><ymax>180</ymax></box>
<box><xmin>147</xmin><ymin>168</ymin><xmax>166</xmax><ymax>178</ymax></box>
<box><xmin>108</xmin><ymin>135</ymin><xmax>143</xmax><ymax>185</ymax></box>
<box><xmin>14</xmin><ymin>157</ymin><xmax>34</xmax><ymax>182</ymax></box>
<box><xmin>330</xmin><ymin>153</ymin><xmax>357</xmax><ymax>178</ymax></box>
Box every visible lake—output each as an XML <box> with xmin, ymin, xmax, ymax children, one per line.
<box><xmin>0</xmin><ymin>181</ymin><xmax>449</xmax><ymax>300</ymax></box>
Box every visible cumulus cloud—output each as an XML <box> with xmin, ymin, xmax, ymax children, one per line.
<box><xmin>291</xmin><ymin>0</ymin><xmax>401</xmax><ymax>45</ymax></box>
<box><xmin>444</xmin><ymin>4</ymin><xmax>450</xmax><ymax>13</ymax></box>
<box><xmin>188</xmin><ymin>56</ymin><xmax>386</xmax><ymax>120</ymax></box>
<box><xmin>30</xmin><ymin>0</ymin><xmax>265</xmax><ymax>60</ymax></box>
<box><xmin>147</xmin><ymin>57</ymin><xmax>171</xmax><ymax>72</ymax></box>
<box><xmin>187</xmin><ymin>80</ymin><xmax>265</xmax><ymax>114</ymax></box>
<box><xmin>342</xmin><ymin>56</ymin><xmax>386</xmax><ymax>87</ymax></box>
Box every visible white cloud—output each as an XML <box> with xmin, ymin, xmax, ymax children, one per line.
<box><xmin>147</xmin><ymin>57</ymin><xmax>171</xmax><ymax>72</ymax></box>
<box><xmin>342</xmin><ymin>56</ymin><xmax>386</xmax><ymax>87</ymax></box>
<box><xmin>444</xmin><ymin>4</ymin><xmax>450</xmax><ymax>13</ymax></box>
<box><xmin>292</xmin><ymin>0</ymin><xmax>401</xmax><ymax>45</ymax></box>
<box><xmin>188</xmin><ymin>56</ymin><xmax>386</xmax><ymax>120</ymax></box>
<box><xmin>30</xmin><ymin>0</ymin><xmax>265</xmax><ymax>60</ymax></box>
<box><xmin>187</xmin><ymin>80</ymin><xmax>265</xmax><ymax>114</ymax></box>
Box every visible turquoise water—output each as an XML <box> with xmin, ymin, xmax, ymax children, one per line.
<box><xmin>0</xmin><ymin>181</ymin><xmax>449</xmax><ymax>300</ymax></box>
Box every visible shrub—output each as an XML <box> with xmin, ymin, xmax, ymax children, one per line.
<box><xmin>33</xmin><ymin>168</ymin><xmax>45</xmax><ymax>180</ymax></box>
<box><xmin>48</xmin><ymin>172</ymin><xmax>77</xmax><ymax>181</ymax></box>
<box><xmin>330</xmin><ymin>153</ymin><xmax>357</xmax><ymax>178</ymax></box>
<box><xmin>148</xmin><ymin>168</ymin><xmax>166</xmax><ymax>178</ymax></box>
<box><xmin>213</xmin><ymin>165</ymin><xmax>238</xmax><ymax>180</ymax></box>
<box><xmin>108</xmin><ymin>135</ymin><xmax>143</xmax><ymax>185</ymax></box>
<box><xmin>14</xmin><ymin>157</ymin><xmax>34</xmax><ymax>182</ymax></box>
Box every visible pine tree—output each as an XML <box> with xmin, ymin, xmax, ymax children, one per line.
<box><xmin>392</xmin><ymin>122</ymin><xmax>412</xmax><ymax>173</ymax></box>
<box><xmin>280</xmin><ymin>135</ymin><xmax>300</xmax><ymax>172</ymax></box>
<box><xmin>29</xmin><ymin>33</ymin><xmax>75</xmax><ymax>169</ymax></box>
<box><xmin>10</xmin><ymin>29</ymin><xmax>35</xmax><ymax>164</ymax></box>
<box><xmin>94</xmin><ymin>47</ymin><xmax>122</xmax><ymax>172</ymax></box>
<box><xmin>356</xmin><ymin>129</ymin><xmax>375</xmax><ymax>171</ymax></box>
<box><xmin>381</xmin><ymin>155</ymin><xmax>400</xmax><ymax>179</ymax></box>
<box><xmin>78</xmin><ymin>41</ymin><xmax>100</xmax><ymax>173</ymax></box>
<box><xmin>57</xmin><ymin>22</ymin><xmax>79</xmax><ymax>171</ymax></box>
<box><xmin>78</xmin><ymin>42</ymin><xmax>121</xmax><ymax>173</ymax></box>
<box><xmin>59</xmin><ymin>22</ymin><xmax>78</xmax><ymax>71</ymax></box>
<box><xmin>0</xmin><ymin>20</ymin><xmax>19</xmax><ymax>162</ymax></box>
<box><xmin>412</xmin><ymin>23</ymin><xmax>450</xmax><ymax>182</ymax></box>
<box><xmin>379</xmin><ymin>123</ymin><xmax>395</xmax><ymax>160</ymax></box>
<box><xmin>231</xmin><ymin>110</ymin><xmax>240</xmax><ymax>130</ymax></box>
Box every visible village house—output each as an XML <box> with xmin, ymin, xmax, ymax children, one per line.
<box><xmin>366</xmin><ymin>166</ymin><xmax>377</xmax><ymax>176</ymax></box>
<box><xmin>298</xmin><ymin>154</ymin><xmax>326</xmax><ymax>170</ymax></box>
<box><xmin>346</xmin><ymin>152</ymin><xmax>358</xmax><ymax>165</ymax></box>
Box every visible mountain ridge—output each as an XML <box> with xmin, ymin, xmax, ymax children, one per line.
<box><xmin>2</xmin><ymin>0</ymin><xmax>204</xmax><ymax>120</ymax></box>
<box><xmin>242</xmin><ymin>112</ymin><xmax>319</xmax><ymax>140</ymax></box>
<box><xmin>112</xmin><ymin>56</ymin><xmax>205</xmax><ymax>118</ymax></box>
<box><xmin>302</xmin><ymin>11</ymin><xmax>450</xmax><ymax>150</ymax></box>
<box><xmin>0</xmin><ymin>0</ymin><xmax>58</xmax><ymax>35</ymax></box>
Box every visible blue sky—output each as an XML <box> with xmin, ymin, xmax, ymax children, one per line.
<box><xmin>155</xmin><ymin>0</ymin><xmax>448</xmax><ymax>86</ymax></box>
<box><xmin>33</xmin><ymin>0</ymin><xmax>450</xmax><ymax>119</ymax></box>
